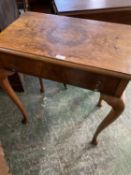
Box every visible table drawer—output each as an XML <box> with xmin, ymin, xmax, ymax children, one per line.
<box><xmin>34</xmin><ymin>61</ymin><xmax>120</xmax><ymax>96</ymax></box>
<box><xmin>0</xmin><ymin>53</ymin><xmax>120</xmax><ymax>96</ymax></box>
<box><xmin>58</xmin><ymin>66</ymin><xmax>120</xmax><ymax>95</ymax></box>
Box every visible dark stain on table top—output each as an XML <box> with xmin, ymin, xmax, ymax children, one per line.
<box><xmin>0</xmin><ymin>12</ymin><xmax>131</xmax><ymax>79</ymax></box>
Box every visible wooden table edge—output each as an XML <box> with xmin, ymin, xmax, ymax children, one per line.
<box><xmin>54</xmin><ymin>5</ymin><xmax>131</xmax><ymax>15</ymax></box>
<box><xmin>0</xmin><ymin>47</ymin><xmax>130</xmax><ymax>80</ymax></box>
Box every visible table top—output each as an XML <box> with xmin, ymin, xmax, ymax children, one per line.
<box><xmin>54</xmin><ymin>0</ymin><xmax>131</xmax><ymax>13</ymax></box>
<box><xmin>0</xmin><ymin>12</ymin><xmax>131</xmax><ymax>79</ymax></box>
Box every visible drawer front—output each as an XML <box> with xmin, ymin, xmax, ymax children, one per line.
<box><xmin>39</xmin><ymin>63</ymin><xmax>120</xmax><ymax>96</ymax></box>
<box><xmin>0</xmin><ymin>53</ymin><xmax>120</xmax><ymax>95</ymax></box>
<box><xmin>58</xmin><ymin>66</ymin><xmax>120</xmax><ymax>95</ymax></box>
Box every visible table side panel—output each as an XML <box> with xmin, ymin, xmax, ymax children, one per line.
<box><xmin>57</xmin><ymin>10</ymin><xmax>131</xmax><ymax>25</ymax></box>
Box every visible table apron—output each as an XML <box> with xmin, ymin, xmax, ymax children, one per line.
<box><xmin>0</xmin><ymin>53</ymin><xmax>126</xmax><ymax>96</ymax></box>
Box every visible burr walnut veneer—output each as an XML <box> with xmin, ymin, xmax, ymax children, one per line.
<box><xmin>0</xmin><ymin>12</ymin><xmax>131</xmax><ymax>145</ymax></box>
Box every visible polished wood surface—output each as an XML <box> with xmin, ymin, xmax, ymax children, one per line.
<box><xmin>52</xmin><ymin>0</ymin><xmax>131</xmax><ymax>24</ymax></box>
<box><xmin>0</xmin><ymin>12</ymin><xmax>131</xmax><ymax>79</ymax></box>
<box><xmin>0</xmin><ymin>12</ymin><xmax>131</xmax><ymax>144</ymax></box>
<box><xmin>53</xmin><ymin>0</ymin><xmax>131</xmax><ymax>13</ymax></box>
<box><xmin>70</xmin><ymin>10</ymin><xmax>131</xmax><ymax>25</ymax></box>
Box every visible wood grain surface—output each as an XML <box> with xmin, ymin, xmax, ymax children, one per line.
<box><xmin>0</xmin><ymin>12</ymin><xmax>131</xmax><ymax>79</ymax></box>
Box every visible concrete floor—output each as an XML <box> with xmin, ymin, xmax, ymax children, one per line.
<box><xmin>0</xmin><ymin>76</ymin><xmax>131</xmax><ymax>175</ymax></box>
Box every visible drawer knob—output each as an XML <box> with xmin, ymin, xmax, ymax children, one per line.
<box><xmin>95</xmin><ymin>80</ymin><xmax>102</xmax><ymax>91</ymax></box>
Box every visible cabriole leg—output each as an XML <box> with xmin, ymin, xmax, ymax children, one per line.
<box><xmin>91</xmin><ymin>94</ymin><xmax>125</xmax><ymax>145</ymax></box>
<box><xmin>0</xmin><ymin>69</ymin><xmax>28</xmax><ymax>124</ymax></box>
